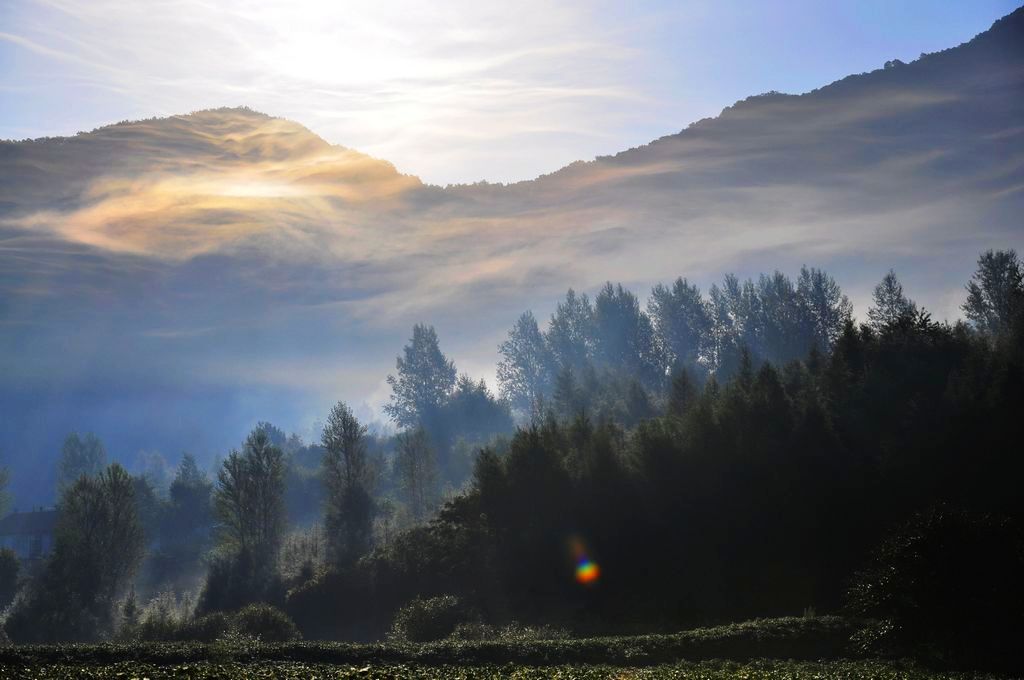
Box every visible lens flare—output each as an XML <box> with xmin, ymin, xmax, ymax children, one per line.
<box><xmin>570</xmin><ymin>536</ymin><xmax>601</xmax><ymax>585</ymax></box>
<box><xmin>575</xmin><ymin>558</ymin><xmax>600</xmax><ymax>584</ymax></box>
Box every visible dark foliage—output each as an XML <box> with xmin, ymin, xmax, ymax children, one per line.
<box><xmin>5</xmin><ymin>464</ymin><xmax>143</xmax><ymax>643</ymax></box>
<box><xmin>0</xmin><ymin>616</ymin><xmax>859</xmax><ymax>666</ymax></box>
<box><xmin>232</xmin><ymin>603</ymin><xmax>301</xmax><ymax>642</ymax></box>
<box><xmin>0</xmin><ymin>547</ymin><xmax>18</xmax><ymax>610</ymax></box>
<box><xmin>388</xmin><ymin>595</ymin><xmax>473</xmax><ymax>643</ymax></box>
<box><xmin>271</xmin><ymin>255</ymin><xmax>1024</xmax><ymax>667</ymax></box>
<box><xmin>196</xmin><ymin>549</ymin><xmax>286</xmax><ymax>616</ymax></box>
<box><xmin>846</xmin><ymin>507</ymin><xmax>1024</xmax><ymax>671</ymax></box>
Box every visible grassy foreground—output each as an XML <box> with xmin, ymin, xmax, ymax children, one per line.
<box><xmin>0</xmin><ymin>660</ymin><xmax>1010</xmax><ymax>679</ymax></box>
<box><xmin>0</xmin><ymin>617</ymin><xmax>858</xmax><ymax>667</ymax></box>
<box><xmin>0</xmin><ymin>619</ymin><xmax>1012</xmax><ymax>679</ymax></box>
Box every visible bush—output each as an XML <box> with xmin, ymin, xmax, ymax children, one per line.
<box><xmin>846</xmin><ymin>506</ymin><xmax>1024</xmax><ymax>670</ymax></box>
<box><xmin>284</xmin><ymin>567</ymin><xmax>381</xmax><ymax>641</ymax></box>
<box><xmin>136</xmin><ymin>591</ymin><xmax>192</xmax><ymax>641</ymax></box>
<box><xmin>2</xmin><ymin>571</ymin><xmax>105</xmax><ymax>643</ymax></box>
<box><xmin>197</xmin><ymin>549</ymin><xmax>287</xmax><ymax>616</ymax></box>
<box><xmin>0</xmin><ymin>548</ymin><xmax>18</xmax><ymax>610</ymax></box>
<box><xmin>389</xmin><ymin>595</ymin><xmax>472</xmax><ymax>643</ymax></box>
<box><xmin>450</xmin><ymin>620</ymin><xmax>570</xmax><ymax>642</ymax></box>
<box><xmin>232</xmin><ymin>603</ymin><xmax>301</xmax><ymax>642</ymax></box>
<box><xmin>184</xmin><ymin>612</ymin><xmax>232</xmax><ymax>642</ymax></box>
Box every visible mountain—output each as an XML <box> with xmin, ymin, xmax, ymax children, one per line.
<box><xmin>1</xmin><ymin>9</ymin><xmax>1023</xmax><ymax>502</ymax></box>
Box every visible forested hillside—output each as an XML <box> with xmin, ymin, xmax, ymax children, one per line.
<box><xmin>3</xmin><ymin>249</ymin><xmax>1022</xmax><ymax>670</ymax></box>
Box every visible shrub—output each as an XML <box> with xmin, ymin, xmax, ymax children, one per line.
<box><xmin>389</xmin><ymin>595</ymin><xmax>472</xmax><ymax>643</ymax></box>
<box><xmin>285</xmin><ymin>567</ymin><xmax>382</xmax><ymax>641</ymax></box>
<box><xmin>449</xmin><ymin>621</ymin><xmax>497</xmax><ymax>641</ymax></box>
<box><xmin>232</xmin><ymin>603</ymin><xmax>301</xmax><ymax>642</ymax></box>
<box><xmin>494</xmin><ymin>622</ymin><xmax>571</xmax><ymax>642</ymax></box>
<box><xmin>184</xmin><ymin>612</ymin><xmax>232</xmax><ymax>642</ymax></box>
<box><xmin>136</xmin><ymin>591</ymin><xmax>192</xmax><ymax>641</ymax></box>
<box><xmin>197</xmin><ymin>549</ymin><xmax>287</xmax><ymax>616</ymax></box>
<box><xmin>449</xmin><ymin>620</ymin><xmax>570</xmax><ymax>642</ymax></box>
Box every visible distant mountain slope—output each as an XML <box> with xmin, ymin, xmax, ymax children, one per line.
<box><xmin>1</xmin><ymin>8</ymin><xmax>1022</xmax><ymax>503</ymax></box>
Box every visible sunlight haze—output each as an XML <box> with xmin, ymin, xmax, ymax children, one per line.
<box><xmin>1</xmin><ymin>0</ymin><xmax>1018</xmax><ymax>184</ymax></box>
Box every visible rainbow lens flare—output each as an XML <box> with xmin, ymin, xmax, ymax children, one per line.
<box><xmin>570</xmin><ymin>536</ymin><xmax>601</xmax><ymax>585</ymax></box>
<box><xmin>575</xmin><ymin>558</ymin><xmax>600</xmax><ymax>584</ymax></box>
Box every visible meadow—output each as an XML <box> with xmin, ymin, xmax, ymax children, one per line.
<box><xmin>0</xmin><ymin>618</ymin><xmax>1014</xmax><ymax>679</ymax></box>
<box><xmin>0</xmin><ymin>659</ymin><xmax>1010</xmax><ymax>679</ymax></box>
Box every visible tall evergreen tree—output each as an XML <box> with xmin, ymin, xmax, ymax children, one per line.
<box><xmin>868</xmin><ymin>270</ymin><xmax>918</xmax><ymax>331</ymax></box>
<box><xmin>165</xmin><ymin>453</ymin><xmax>214</xmax><ymax>551</ymax></box>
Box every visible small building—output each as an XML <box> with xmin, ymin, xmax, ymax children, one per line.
<box><xmin>0</xmin><ymin>508</ymin><xmax>58</xmax><ymax>560</ymax></box>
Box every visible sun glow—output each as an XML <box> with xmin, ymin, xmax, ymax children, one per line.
<box><xmin>214</xmin><ymin>179</ymin><xmax>309</xmax><ymax>199</ymax></box>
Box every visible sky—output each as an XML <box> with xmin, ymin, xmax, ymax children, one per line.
<box><xmin>0</xmin><ymin>0</ymin><xmax>1020</xmax><ymax>185</ymax></box>
<box><xmin>0</xmin><ymin>0</ymin><xmax>1022</xmax><ymax>502</ymax></box>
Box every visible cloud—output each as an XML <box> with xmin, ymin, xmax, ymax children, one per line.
<box><xmin>0</xmin><ymin>16</ymin><xmax>1021</xmax><ymax>505</ymax></box>
<box><xmin>2</xmin><ymin>0</ymin><xmax>643</xmax><ymax>184</ymax></box>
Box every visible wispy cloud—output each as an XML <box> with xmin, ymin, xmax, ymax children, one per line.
<box><xmin>2</xmin><ymin>0</ymin><xmax>644</xmax><ymax>184</ymax></box>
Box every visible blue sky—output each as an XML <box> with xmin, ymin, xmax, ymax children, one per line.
<box><xmin>0</xmin><ymin>0</ymin><xmax>1019</xmax><ymax>184</ymax></box>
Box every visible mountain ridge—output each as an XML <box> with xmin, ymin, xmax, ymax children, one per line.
<box><xmin>3</xmin><ymin>6</ymin><xmax>1021</xmax><ymax>191</ymax></box>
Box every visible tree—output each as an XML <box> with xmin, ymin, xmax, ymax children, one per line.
<box><xmin>385</xmin><ymin>324</ymin><xmax>457</xmax><ymax>428</ymax></box>
<box><xmin>648</xmin><ymin>278</ymin><xmax>711</xmax><ymax>373</ymax></box>
<box><xmin>754</xmin><ymin>271</ymin><xmax>808</xmax><ymax>363</ymax></box>
<box><xmin>6</xmin><ymin>464</ymin><xmax>144</xmax><ymax>642</ymax></box>
<box><xmin>432</xmin><ymin>375</ymin><xmax>513</xmax><ymax>450</ymax></box>
<box><xmin>132</xmin><ymin>449</ymin><xmax>172</xmax><ymax>494</ymax></box>
<box><xmin>846</xmin><ymin>508</ymin><xmax>1024</xmax><ymax>670</ymax></box>
<box><xmin>56</xmin><ymin>464</ymin><xmax>145</xmax><ymax>601</ymax></box>
<box><xmin>551</xmin><ymin>364</ymin><xmax>585</xmax><ymax>420</ymax></box>
<box><xmin>707</xmin><ymin>280</ymin><xmax>742</xmax><ymax>377</ymax></box>
<box><xmin>667</xmin><ymin>368</ymin><xmax>697</xmax><ymax>418</ymax></box>
<box><xmin>214</xmin><ymin>428</ymin><xmax>286</xmax><ymax>565</ymax></box>
<box><xmin>868</xmin><ymin>270</ymin><xmax>918</xmax><ymax>331</ymax></box>
<box><xmin>131</xmin><ymin>474</ymin><xmax>162</xmax><ymax>546</ymax></box>
<box><xmin>545</xmin><ymin>288</ymin><xmax>594</xmax><ymax>371</ymax></box>
<box><xmin>963</xmin><ymin>249</ymin><xmax>1023</xmax><ymax>337</ymax></box>
<box><xmin>0</xmin><ymin>464</ymin><xmax>10</xmax><ymax>517</ymax></box>
<box><xmin>255</xmin><ymin>421</ymin><xmax>289</xmax><ymax>449</ymax></box>
<box><xmin>497</xmin><ymin>311</ymin><xmax>554</xmax><ymax>417</ymax></box>
<box><xmin>394</xmin><ymin>427</ymin><xmax>438</xmax><ymax>523</ymax></box>
<box><xmin>0</xmin><ymin>547</ymin><xmax>18</xmax><ymax>610</ymax></box>
<box><xmin>797</xmin><ymin>266</ymin><xmax>852</xmax><ymax>350</ymax></box>
<box><xmin>159</xmin><ymin>453</ymin><xmax>215</xmax><ymax>571</ymax></box>
<box><xmin>57</xmin><ymin>432</ymin><xmax>106</xmax><ymax>491</ymax></box>
<box><xmin>168</xmin><ymin>454</ymin><xmax>214</xmax><ymax>532</ymax></box>
<box><xmin>593</xmin><ymin>282</ymin><xmax>660</xmax><ymax>385</ymax></box>
<box><xmin>322</xmin><ymin>402</ymin><xmax>374</xmax><ymax>566</ymax></box>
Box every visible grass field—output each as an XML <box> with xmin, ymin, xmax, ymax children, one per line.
<box><xmin>0</xmin><ymin>660</ymin><xmax>1010</xmax><ymax>679</ymax></box>
<box><xmin>0</xmin><ymin>618</ymin><xmax>1013</xmax><ymax>679</ymax></box>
